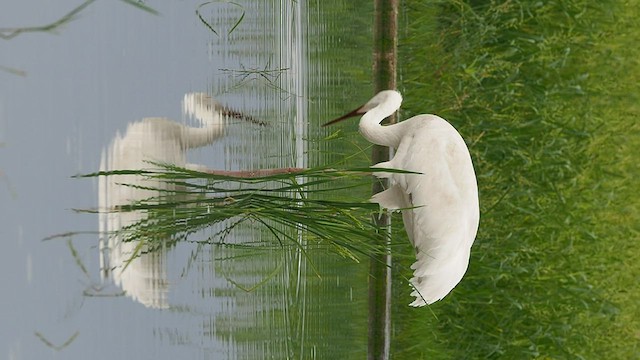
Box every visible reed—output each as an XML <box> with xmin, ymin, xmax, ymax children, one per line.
<box><xmin>78</xmin><ymin>165</ymin><xmax>419</xmax><ymax>268</ymax></box>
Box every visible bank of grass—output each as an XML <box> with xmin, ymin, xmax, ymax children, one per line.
<box><xmin>394</xmin><ymin>0</ymin><xmax>639</xmax><ymax>358</ymax></box>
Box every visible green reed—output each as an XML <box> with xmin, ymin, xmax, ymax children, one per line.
<box><xmin>0</xmin><ymin>0</ymin><xmax>157</xmax><ymax>41</ymax></box>
<box><xmin>79</xmin><ymin>165</ymin><xmax>417</xmax><ymax>269</ymax></box>
<box><xmin>196</xmin><ymin>1</ymin><xmax>246</xmax><ymax>36</ymax></box>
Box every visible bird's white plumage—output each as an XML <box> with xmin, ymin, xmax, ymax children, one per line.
<box><xmin>98</xmin><ymin>93</ymin><xmax>241</xmax><ymax>308</ymax></box>
<box><xmin>333</xmin><ymin>90</ymin><xmax>479</xmax><ymax>306</ymax></box>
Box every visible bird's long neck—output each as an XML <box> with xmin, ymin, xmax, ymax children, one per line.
<box><xmin>181</xmin><ymin>94</ymin><xmax>226</xmax><ymax>149</ymax></box>
<box><xmin>181</xmin><ymin>121</ymin><xmax>225</xmax><ymax>149</ymax></box>
<box><xmin>359</xmin><ymin>104</ymin><xmax>403</xmax><ymax>148</ymax></box>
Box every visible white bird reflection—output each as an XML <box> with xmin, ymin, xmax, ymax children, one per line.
<box><xmin>98</xmin><ymin>93</ymin><xmax>257</xmax><ymax>309</ymax></box>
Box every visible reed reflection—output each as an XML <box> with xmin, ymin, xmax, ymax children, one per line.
<box><xmin>98</xmin><ymin>93</ymin><xmax>257</xmax><ymax>309</ymax></box>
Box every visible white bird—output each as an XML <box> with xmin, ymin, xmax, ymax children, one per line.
<box><xmin>324</xmin><ymin>90</ymin><xmax>479</xmax><ymax>306</ymax></box>
<box><xmin>99</xmin><ymin>93</ymin><xmax>259</xmax><ymax>308</ymax></box>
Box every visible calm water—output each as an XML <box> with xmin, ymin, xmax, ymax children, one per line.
<box><xmin>0</xmin><ymin>1</ymin><xmax>373</xmax><ymax>359</ymax></box>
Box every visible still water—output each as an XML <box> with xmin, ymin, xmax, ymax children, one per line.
<box><xmin>1</xmin><ymin>1</ymin><xmax>374</xmax><ymax>358</ymax></box>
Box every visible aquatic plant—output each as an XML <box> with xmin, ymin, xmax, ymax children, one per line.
<box><xmin>78</xmin><ymin>164</ymin><xmax>417</xmax><ymax>270</ymax></box>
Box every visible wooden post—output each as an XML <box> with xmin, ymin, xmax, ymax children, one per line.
<box><xmin>369</xmin><ymin>0</ymin><xmax>398</xmax><ymax>359</ymax></box>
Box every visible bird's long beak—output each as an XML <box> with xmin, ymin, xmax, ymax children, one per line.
<box><xmin>322</xmin><ymin>106</ymin><xmax>366</xmax><ymax>127</ymax></box>
<box><xmin>221</xmin><ymin>107</ymin><xmax>267</xmax><ymax>126</ymax></box>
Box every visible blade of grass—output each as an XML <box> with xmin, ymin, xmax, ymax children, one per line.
<box><xmin>0</xmin><ymin>0</ymin><xmax>96</xmax><ymax>40</ymax></box>
<box><xmin>119</xmin><ymin>0</ymin><xmax>159</xmax><ymax>15</ymax></box>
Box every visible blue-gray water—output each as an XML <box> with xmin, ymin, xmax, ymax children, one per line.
<box><xmin>0</xmin><ymin>1</ymin><xmax>373</xmax><ymax>358</ymax></box>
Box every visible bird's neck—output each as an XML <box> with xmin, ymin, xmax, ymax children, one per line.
<box><xmin>359</xmin><ymin>107</ymin><xmax>403</xmax><ymax>148</ymax></box>
<box><xmin>181</xmin><ymin>123</ymin><xmax>224</xmax><ymax>149</ymax></box>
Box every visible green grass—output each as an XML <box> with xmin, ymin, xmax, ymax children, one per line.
<box><xmin>80</xmin><ymin>164</ymin><xmax>418</xmax><ymax>272</ymax></box>
<box><xmin>1</xmin><ymin>0</ymin><xmax>157</xmax><ymax>75</ymax></box>
<box><xmin>196</xmin><ymin>1</ymin><xmax>245</xmax><ymax>36</ymax></box>
<box><xmin>0</xmin><ymin>0</ymin><xmax>157</xmax><ymax>40</ymax></box>
<box><xmin>393</xmin><ymin>0</ymin><xmax>640</xmax><ymax>358</ymax></box>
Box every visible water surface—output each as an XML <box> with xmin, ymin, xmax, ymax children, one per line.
<box><xmin>0</xmin><ymin>1</ymin><xmax>373</xmax><ymax>358</ymax></box>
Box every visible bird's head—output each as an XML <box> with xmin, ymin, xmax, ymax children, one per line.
<box><xmin>182</xmin><ymin>93</ymin><xmax>223</xmax><ymax>126</ymax></box>
<box><xmin>182</xmin><ymin>92</ymin><xmax>266</xmax><ymax>127</ymax></box>
<box><xmin>322</xmin><ymin>90</ymin><xmax>402</xmax><ymax>127</ymax></box>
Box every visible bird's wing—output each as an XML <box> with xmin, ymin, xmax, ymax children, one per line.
<box><xmin>392</xmin><ymin>117</ymin><xmax>479</xmax><ymax>305</ymax></box>
<box><xmin>370</xmin><ymin>184</ymin><xmax>416</xmax><ymax>244</ymax></box>
<box><xmin>370</xmin><ymin>183</ymin><xmax>410</xmax><ymax>210</ymax></box>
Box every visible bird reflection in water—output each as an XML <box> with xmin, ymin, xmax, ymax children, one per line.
<box><xmin>98</xmin><ymin>93</ymin><xmax>260</xmax><ymax>308</ymax></box>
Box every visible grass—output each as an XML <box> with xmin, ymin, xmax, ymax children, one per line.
<box><xmin>1</xmin><ymin>0</ymin><xmax>158</xmax><ymax>76</ymax></box>
<box><xmin>79</xmin><ymin>164</ymin><xmax>418</xmax><ymax>275</ymax></box>
<box><xmin>196</xmin><ymin>1</ymin><xmax>246</xmax><ymax>36</ymax></box>
<box><xmin>218</xmin><ymin>58</ymin><xmax>293</xmax><ymax>96</ymax></box>
<box><xmin>393</xmin><ymin>0</ymin><xmax>640</xmax><ymax>358</ymax></box>
<box><xmin>0</xmin><ymin>0</ymin><xmax>97</xmax><ymax>40</ymax></box>
<box><xmin>0</xmin><ymin>0</ymin><xmax>157</xmax><ymax>40</ymax></box>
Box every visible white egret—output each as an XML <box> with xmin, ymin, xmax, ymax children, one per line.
<box><xmin>99</xmin><ymin>93</ymin><xmax>259</xmax><ymax>308</ymax></box>
<box><xmin>324</xmin><ymin>90</ymin><xmax>479</xmax><ymax>306</ymax></box>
